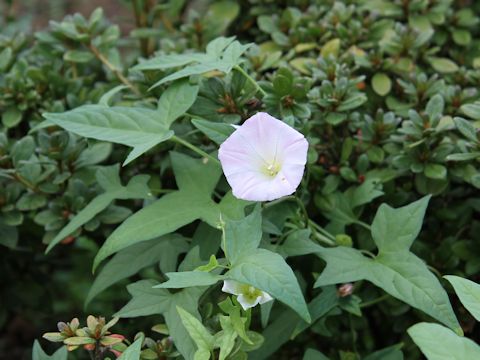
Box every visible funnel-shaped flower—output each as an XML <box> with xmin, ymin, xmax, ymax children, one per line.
<box><xmin>218</xmin><ymin>112</ymin><xmax>308</xmax><ymax>201</ymax></box>
<box><xmin>222</xmin><ymin>280</ymin><xmax>273</xmax><ymax>310</ymax></box>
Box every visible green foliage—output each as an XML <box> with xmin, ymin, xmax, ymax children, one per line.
<box><xmin>408</xmin><ymin>323</ymin><xmax>480</xmax><ymax>359</ymax></box>
<box><xmin>444</xmin><ymin>275</ymin><xmax>480</xmax><ymax>321</ymax></box>
<box><xmin>118</xmin><ymin>337</ymin><xmax>143</xmax><ymax>360</ymax></box>
<box><xmin>32</xmin><ymin>341</ymin><xmax>67</xmax><ymax>360</ymax></box>
<box><xmin>2</xmin><ymin>0</ymin><xmax>480</xmax><ymax>359</ymax></box>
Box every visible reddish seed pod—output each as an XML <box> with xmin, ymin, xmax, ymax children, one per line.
<box><xmin>61</xmin><ymin>236</ymin><xmax>75</xmax><ymax>245</ymax></box>
<box><xmin>83</xmin><ymin>343</ymin><xmax>95</xmax><ymax>351</ymax></box>
<box><xmin>338</xmin><ymin>283</ymin><xmax>354</xmax><ymax>297</ymax></box>
<box><xmin>329</xmin><ymin>165</ymin><xmax>339</xmax><ymax>174</ymax></box>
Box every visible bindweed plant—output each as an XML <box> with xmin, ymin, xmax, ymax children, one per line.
<box><xmin>1</xmin><ymin>0</ymin><xmax>480</xmax><ymax>359</ymax></box>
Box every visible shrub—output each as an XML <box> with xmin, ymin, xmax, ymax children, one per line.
<box><xmin>1</xmin><ymin>1</ymin><xmax>480</xmax><ymax>359</ymax></box>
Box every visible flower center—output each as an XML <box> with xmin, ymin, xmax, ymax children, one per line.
<box><xmin>264</xmin><ymin>162</ymin><xmax>281</xmax><ymax>177</ymax></box>
<box><xmin>239</xmin><ymin>284</ymin><xmax>263</xmax><ymax>301</ymax></box>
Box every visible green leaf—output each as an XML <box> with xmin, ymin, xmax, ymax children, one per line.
<box><xmin>151</xmin><ymin>61</ymin><xmax>231</xmax><ymax>89</ymax></box>
<box><xmin>223</xmin><ymin>205</ymin><xmax>262</xmax><ymax>264</ymax></box>
<box><xmin>32</xmin><ymin>341</ymin><xmax>67</xmax><ymax>360</ymax></box>
<box><xmin>63</xmin><ymin>337</ymin><xmax>96</xmax><ymax>345</ymax></box>
<box><xmin>363</xmin><ymin>345</ymin><xmax>403</xmax><ymax>360</ymax></box>
<box><xmin>63</xmin><ymin>50</ymin><xmax>95</xmax><ymax>63</ymax></box>
<box><xmin>74</xmin><ymin>142</ymin><xmax>112</xmax><ymax>168</ymax></box>
<box><xmin>227</xmin><ymin>248</ymin><xmax>310</xmax><ymax>322</ymax></box>
<box><xmin>118</xmin><ymin>337</ymin><xmax>143</xmax><ymax>360</ymax></box>
<box><xmin>218</xmin><ymin>298</ymin><xmax>252</xmax><ymax>344</ymax></box>
<box><xmin>371</xmin><ymin>73</ymin><xmax>392</xmax><ymax>96</ymax></box>
<box><xmin>206</xmin><ymin>37</ymin><xmax>236</xmax><ymax>57</ymax></box>
<box><xmin>350</xmin><ymin>179</ymin><xmax>384</xmax><ymax>207</ymax></box>
<box><xmin>43</xmin><ymin>106</ymin><xmax>174</xmax><ymax>165</ymax></box>
<box><xmin>460</xmin><ymin>102</ymin><xmax>480</xmax><ymax>120</ymax></box>
<box><xmin>293</xmin><ymin>286</ymin><xmax>339</xmax><ymax>337</ymax></box>
<box><xmin>206</xmin><ymin>1</ymin><xmax>240</xmax><ymax>36</ymax></box>
<box><xmin>249</xmin><ymin>309</ymin><xmax>298</xmax><ymax>360</ymax></box>
<box><xmin>93</xmin><ymin>153</ymin><xmax>247</xmax><ymax>271</ymax></box>
<box><xmin>0</xmin><ymin>219</ymin><xmax>18</xmax><ymax>249</ymax></box>
<box><xmin>86</xmin><ymin>234</ymin><xmax>189</xmax><ymax>305</ymax></box>
<box><xmin>318</xmin><ymin>193</ymin><xmax>358</xmax><ymax>225</ymax></box>
<box><xmin>177</xmin><ymin>306</ymin><xmax>214</xmax><ymax>353</ymax></box>
<box><xmin>98</xmin><ymin>85</ymin><xmax>129</xmax><ymax>106</ymax></box>
<box><xmin>320</xmin><ymin>38</ymin><xmax>341</xmax><ymax>58</ymax></box>
<box><xmin>2</xmin><ymin>107</ymin><xmax>22</xmax><ymax>128</ymax></box>
<box><xmin>408</xmin><ymin>322</ymin><xmax>480</xmax><ymax>360</ymax></box>
<box><xmin>133</xmin><ymin>53</ymin><xmax>212</xmax><ymax>71</ymax></box>
<box><xmin>16</xmin><ymin>193</ymin><xmax>47</xmax><ymax>211</ymax></box>
<box><xmin>42</xmin><ymin>333</ymin><xmax>65</xmax><ymax>342</ymax></box>
<box><xmin>46</xmin><ymin>166</ymin><xmax>151</xmax><ymax>253</ymax></box>
<box><xmin>0</xmin><ymin>47</ymin><xmax>12</xmax><ymax>71</ymax></box>
<box><xmin>314</xmin><ymin>197</ymin><xmax>461</xmax><ymax>334</ymax></box>
<box><xmin>452</xmin><ymin>29</ymin><xmax>471</xmax><ymax>46</ymax></box>
<box><xmin>157</xmin><ymin>79</ymin><xmax>199</xmax><ymax>127</ymax></box>
<box><xmin>371</xmin><ymin>196</ymin><xmax>430</xmax><ymax>253</ymax></box>
<box><xmin>191</xmin><ymin>119</ymin><xmax>235</xmax><ymax>145</ymax></box>
<box><xmin>148</xmin><ymin>38</ymin><xmax>249</xmax><ymax>89</ymax></box>
<box><xmin>425</xmin><ymin>94</ymin><xmax>444</xmax><ymax>121</ymax></box>
<box><xmin>453</xmin><ymin>117</ymin><xmax>478</xmax><ymax>142</ymax></box>
<box><xmin>303</xmin><ymin>348</ymin><xmax>330</xmax><ymax>360</ymax></box>
<box><xmin>196</xmin><ymin>254</ymin><xmax>220</xmax><ymax>272</ymax></box>
<box><xmin>337</xmin><ymin>94</ymin><xmax>367</xmax><ymax>112</ymax></box>
<box><xmin>325</xmin><ymin>112</ymin><xmax>347</xmax><ymax>125</ymax></box>
<box><xmin>429</xmin><ymin>57</ymin><xmax>459</xmax><ymax>73</ymax></box>
<box><xmin>424</xmin><ymin>163</ymin><xmax>447</xmax><ymax>180</ymax></box>
<box><xmin>217</xmin><ymin>316</ymin><xmax>238</xmax><ymax>360</ymax></box>
<box><xmin>116</xmin><ymin>280</ymin><xmax>205</xmax><ymax>360</ymax></box>
<box><xmin>155</xmin><ymin>271</ymin><xmax>223</xmax><ymax>288</ymax></box>
<box><xmin>444</xmin><ymin>275</ymin><xmax>480</xmax><ymax>321</ymax></box>
<box><xmin>446</xmin><ymin>152</ymin><xmax>480</xmax><ymax>161</ymax></box>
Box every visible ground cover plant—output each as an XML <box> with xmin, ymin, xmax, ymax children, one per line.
<box><xmin>1</xmin><ymin>0</ymin><xmax>480</xmax><ymax>359</ymax></box>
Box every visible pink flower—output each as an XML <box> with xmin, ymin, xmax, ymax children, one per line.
<box><xmin>218</xmin><ymin>112</ymin><xmax>308</xmax><ymax>201</ymax></box>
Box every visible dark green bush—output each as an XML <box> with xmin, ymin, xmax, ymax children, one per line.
<box><xmin>1</xmin><ymin>1</ymin><xmax>480</xmax><ymax>359</ymax></box>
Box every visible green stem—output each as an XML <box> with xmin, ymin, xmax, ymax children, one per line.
<box><xmin>263</xmin><ymin>195</ymin><xmax>295</xmax><ymax>208</ymax></box>
<box><xmin>234</xmin><ymin>65</ymin><xmax>267</xmax><ymax>97</ymax></box>
<box><xmin>360</xmin><ymin>294</ymin><xmax>390</xmax><ymax>308</ymax></box>
<box><xmin>88</xmin><ymin>43</ymin><xmax>141</xmax><ymax>96</ymax></box>
<box><xmin>349</xmin><ymin>314</ymin><xmax>358</xmax><ymax>353</ymax></box>
<box><xmin>308</xmin><ymin>220</ymin><xmax>336</xmax><ymax>241</ymax></box>
<box><xmin>312</xmin><ymin>230</ymin><xmax>336</xmax><ymax>246</ymax></box>
<box><xmin>294</xmin><ymin>196</ymin><xmax>310</xmax><ymax>228</ymax></box>
<box><xmin>170</xmin><ymin>135</ymin><xmax>220</xmax><ymax>164</ymax></box>
<box><xmin>149</xmin><ymin>188</ymin><xmax>175</xmax><ymax>195</ymax></box>
<box><xmin>354</xmin><ymin>220</ymin><xmax>372</xmax><ymax>231</ymax></box>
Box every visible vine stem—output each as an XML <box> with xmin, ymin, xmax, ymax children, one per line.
<box><xmin>354</xmin><ymin>220</ymin><xmax>372</xmax><ymax>231</ymax></box>
<box><xmin>308</xmin><ymin>219</ymin><xmax>336</xmax><ymax>242</ymax></box>
<box><xmin>233</xmin><ymin>65</ymin><xmax>267</xmax><ymax>97</ymax></box>
<box><xmin>88</xmin><ymin>44</ymin><xmax>141</xmax><ymax>96</ymax></box>
<box><xmin>359</xmin><ymin>294</ymin><xmax>390</xmax><ymax>308</ymax></box>
<box><xmin>170</xmin><ymin>135</ymin><xmax>220</xmax><ymax>165</ymax></box>
<box><xmin>312</xmin><ymin>230</ymin><xmax>336</xmax><ymax>247</ymax></box>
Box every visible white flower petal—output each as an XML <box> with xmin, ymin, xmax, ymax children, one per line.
<box><xmin>222</xmin><ymin>280</ymin><xmax>242</xmax><ymax>295</ymax></box>
<box><xmin>259</xmin><ymin>291</ymin><xmax>273</xmax><ymax>304</ymax></box>
<box><xmin>237</xmin><ymin>294</ymin><xmax>262</xmax><ymax>310</ymax></box>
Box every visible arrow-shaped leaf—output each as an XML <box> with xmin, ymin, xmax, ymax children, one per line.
<box><xmin>93</xmin><ymin>152</ymin><xmax>247</xmax><ymax>271</ymax></box>
<box><xmin>43</xmin><ymin>105</ymin><xmax>173</xmax><ymax>165</ymax></box>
